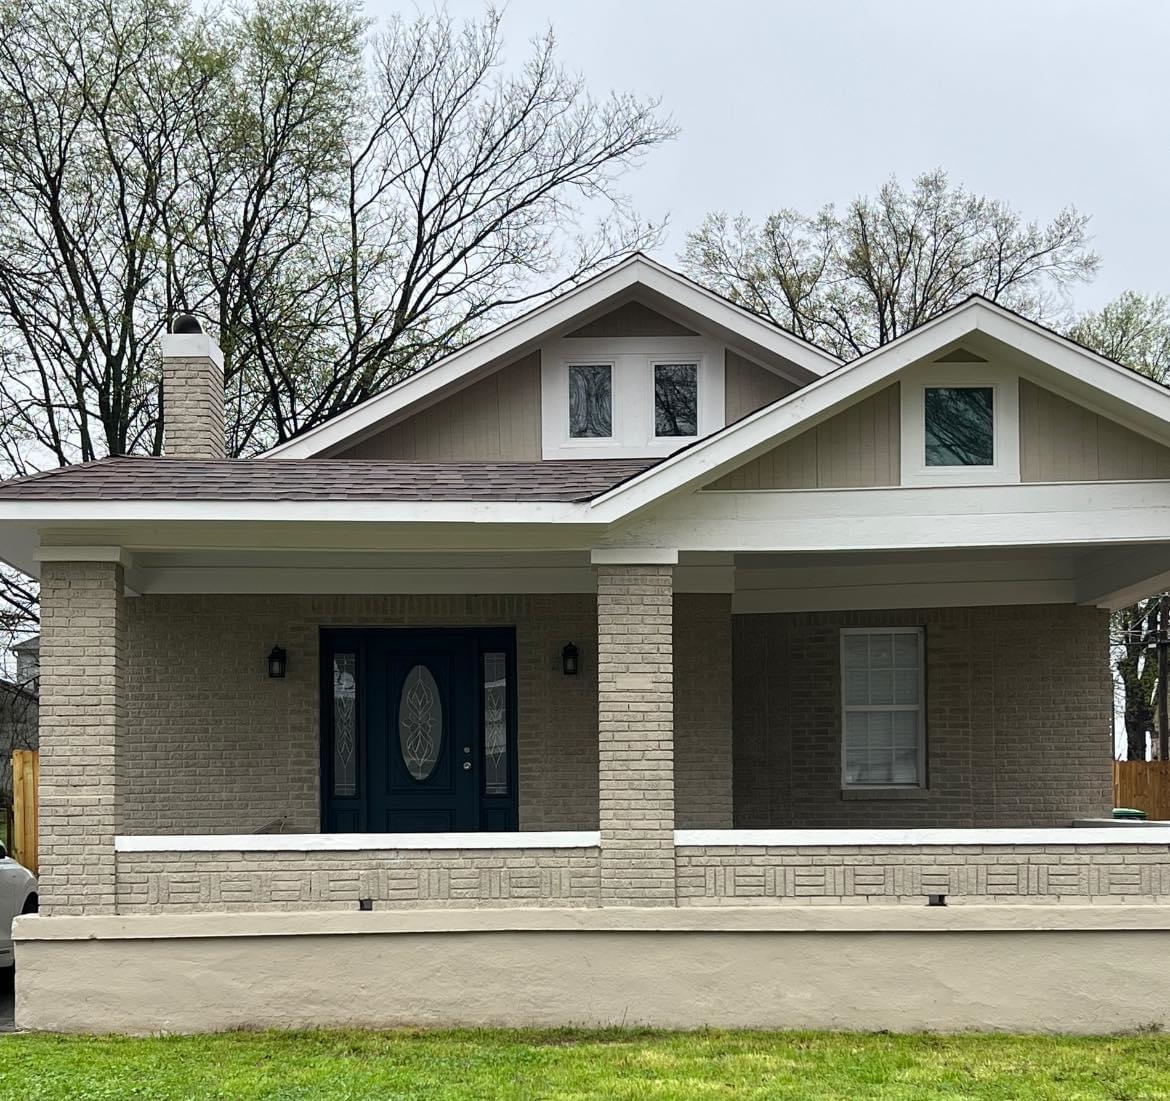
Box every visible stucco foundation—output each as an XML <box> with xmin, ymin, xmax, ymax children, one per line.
<box><xmin>16</xmin><ymin>906</ymin><xmax>1170</xmax><ymax>1034</ymax></box>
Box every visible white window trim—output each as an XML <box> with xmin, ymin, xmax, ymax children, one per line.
<box><xmin>541</xmin><ymin>336</ymin><xmax>724</xmax><ymax>459</ymax></box>
<box><xmin>899</xmin><ymin>362</ymin><xmax>1020</xmax><ymax>486</ymax></box>
<box><xmin>649</xmin><ymin>358</ymin><xmax>700</xmax><ymax>442</ymax></box>
<box><xmin>840</xmin><ymin>626</ymin><xmax>926</xmax><ymax>791</ymax></box>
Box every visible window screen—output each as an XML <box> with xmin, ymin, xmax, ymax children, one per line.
<box><xmin>841</xmin><ymin>628</ymin><xmax>924</xmax><ymax>787</ymax></box>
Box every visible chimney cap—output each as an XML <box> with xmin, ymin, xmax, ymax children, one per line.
<box><xmin>171</xmin><ymin>313</ymin><xmax>202</xmax><ymax>335</ymax></box>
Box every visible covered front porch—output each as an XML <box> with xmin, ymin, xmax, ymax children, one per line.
<box><xmin>29</xmin><ymin>541</ymin><xmax>1162</xmax><ymax>919</ymax></box>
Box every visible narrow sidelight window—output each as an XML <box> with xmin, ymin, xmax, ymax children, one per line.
<box><xmin>654</xmin><ymin>362</ymin><xmax>698</xmax><ymax>437</ymax></box>
<box><xmin>841</xmin><ymin>628</ymin><xmax>924</xmax><ymax>788</ymax></box>
<box><xmin>569</xmin><ymin>364</ymin><xmax>613</xmax><ymax>438</ymax></box>
<box><xmin>924</xmin><ymin>386</ymin><xmax>993</xmax><ymax>466</ymax></box>
<box><xmin>483</xmin><ymin>651</ymin><xmax>509</xmax><ymax>796</ymax></box>
<box><xmin>332</xmin><ymin>652</ymin><xmax>357</xmax><ymax>797</ymax></box>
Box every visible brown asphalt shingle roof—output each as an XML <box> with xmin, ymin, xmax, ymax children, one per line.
<box><xmin>0</xmin><ymin>456</ymin><xmax>659</xmax><ymax>503</ymax></box>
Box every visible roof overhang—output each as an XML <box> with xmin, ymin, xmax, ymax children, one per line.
<box><xmin>263</xmin><ymin>254</ymin><xmax>842</xmax><ymax>459</ymax></box>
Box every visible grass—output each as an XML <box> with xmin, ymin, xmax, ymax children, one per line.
<box><xmin>1</xmin><ymin>1028</ymin><xmax>1170</xmax><ymax>1100</ymax></box>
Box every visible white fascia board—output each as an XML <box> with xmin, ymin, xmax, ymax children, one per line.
<box><xmin>0</xmin><ymin>499</ymin><xmax>591</xmax><ymax>524</ymax></box>
<box><xmin>588</xmin><ymin>299</ymin><xmax>1170</xmax><ymax>523</ymax></box>
<box><xmin>263</xmin><ymin>256</ymin><xmax>839</xmax><ymax>459</ymax></box>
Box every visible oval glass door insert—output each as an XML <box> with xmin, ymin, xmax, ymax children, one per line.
<box><xmin>399</xmin><ymin>665</ymin><xmax>443</xmax><ymax>781</ymax></box>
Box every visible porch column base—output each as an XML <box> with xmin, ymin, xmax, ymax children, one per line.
<box><xmin>596</xmin><ymin>563</ymin><xmax>676</xmax><ymax>906</ymax></box>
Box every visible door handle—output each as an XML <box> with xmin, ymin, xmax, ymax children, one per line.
<box><xmin>462</xmin><ymin>761</ymin><xmax>472</xmax><ymax>771</ymax></box>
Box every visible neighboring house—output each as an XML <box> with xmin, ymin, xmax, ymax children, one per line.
<box><xmin>6</xmin><ymin>253</ymin><xmax>1170</xmax><ymax>1033</ymax></box>
<box><xmin>0</xmin><ymin>637</ymin><xmax>38</xmax><ymax>820</ymax></box>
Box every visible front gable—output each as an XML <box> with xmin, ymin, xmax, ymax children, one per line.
<box><xmin>593</xmin><ymin>298</ymin><xmax>1170</xmax><ymax>518</ymax></box>
<box><xmin>266</xmin><ymin>255</ymin><xmax>838</xmax><ymax>461</ymax></box>
<box><xmin>706</xmin><ymin>337</ymin><xmax>1170</xmax><ymax>493</ymax></box>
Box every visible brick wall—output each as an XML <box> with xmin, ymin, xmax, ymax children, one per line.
<box><xmin>732</xmin><ymin>605</ymin><xmax>1113</xmax><ymax>828</ymax></box>
<box><xmin>116</xmin><ymin>846</ymin><xmax>600</xmax><ymax>912</ymax></box>
<box><xmin>597</xmin><ymin>565</ymin><xmax>676</xmax><ymax>904</ymax></box>
<box><xmin>122</xmin><ymin>590</ymin><xmax>727</xmax><ymax>837</ymax></box>
<box><xmin>39</xmin><ymin>561</ymin><xmax>126</xmax><ymax>915</ymax></box>
<box><xmin>162</xmin><ymin>353</ymin><xmax>224</xmax><ymax>458</ymax></box>
<box><xmin>676</xmin><ymin>842</ymin><xmax>1170</xmax><ymax>904</ymax></box>
<box><xmin>675</xmin><ymin>594</ymin><xmax>733</xmax><ymax>828</ymax></box>
<box><xmin>123</xmin><ymin>594</ymin><xmax>600</xmax><ymax>834</ymax></box>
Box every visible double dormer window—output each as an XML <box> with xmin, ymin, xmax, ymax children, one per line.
<box><xmin>567</xmin><ymin>360</ymin><xmax>699</xmax><ymax>441</ymax></box>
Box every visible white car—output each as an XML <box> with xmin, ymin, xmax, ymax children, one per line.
<box><xmin>0</xmin><ymin>841</ymin><xmax>36</xmax><ymax>977</ymax></box>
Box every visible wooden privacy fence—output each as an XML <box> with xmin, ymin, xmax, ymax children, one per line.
<box><xmin>1114</xmin><ymin>760</ymin><xmax>1170</xmax><ymax>822</ymax></box>
<box><xmin>11</xmin><ymin>748</ymin><xmax>37</xmax><ymax>873</ymax></box>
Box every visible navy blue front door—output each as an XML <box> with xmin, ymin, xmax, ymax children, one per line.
<box><xmin>321</xmin><ymin>628</ymin><xmax>518</xmax><ymax>832</ymax></box>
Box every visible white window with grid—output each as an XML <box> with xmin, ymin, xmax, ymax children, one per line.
<box><xmin>840</xmin><ymin>627</ymin><xmax>925</xmax><ymax>788</ymax></box>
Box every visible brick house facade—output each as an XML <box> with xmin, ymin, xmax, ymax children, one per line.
<box><xmin>8</xmin><ymin>256</ymin><xmax>1170</xmax><ymax>1033</ymax></box>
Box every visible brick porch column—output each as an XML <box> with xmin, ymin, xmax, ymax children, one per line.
<box><xmin>593</xmin><ymin>555</ymin><xmax>676</xmax><ymax>906</ymax></box>
<box><xmin>38</xmin><ymin>558</ymin><xmax>126</xmax><ymax>915</ymax></box>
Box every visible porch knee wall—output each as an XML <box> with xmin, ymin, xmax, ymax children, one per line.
<box><xmin>38</xmin><ymin>560</ymin><xmax>125</xmax><ymax>915</ymax></box>
<box><xmin>597</xmin><ymin>564</ymin><xmax>676</xmax><ymax>905</ymax></box>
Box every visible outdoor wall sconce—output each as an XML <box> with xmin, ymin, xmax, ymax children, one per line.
<box><xmin>561</xmin><ymin>642</ymin><xmax>579</xmax><ymax>676</ymax></box>
<box><xmin>267</xmin><ymin>646</ymin><xmax>288</xmax><ymax>679</ymax></box>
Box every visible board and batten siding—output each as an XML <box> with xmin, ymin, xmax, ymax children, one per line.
<box><xmin>336</xmin><ymin>352</ymin><xmax>542</xmax><ymax>461</ymax></box>
<box><xmin>1019</xmin><ymin>379</ymin><xmax>1170</xmax><ymax>481</ymax></box>
<box><xmin>563</xmin><ymin>301</ymin><xmax>697</xmax><ymax>339</ymax></box>
<box><xmin>708</xmin><ymin>383</ymin><xmax>901</xmax><ymax>490</ymax></box>
<box><xmin>724</xmin><ymin>350</ymin><xmax>798</xmax><ymax>424</ymax></box>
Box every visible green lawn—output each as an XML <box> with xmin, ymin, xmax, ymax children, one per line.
<box><xmin>1</xmin><ymin>1029</ymin><xmax>1169</xmax><ymax>1100</ymax></box>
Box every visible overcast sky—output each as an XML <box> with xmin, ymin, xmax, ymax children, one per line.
<box><xmin>374</xmin><ymin>0</ymin><xmax>1169</xmax><ymax>315</ymax></box>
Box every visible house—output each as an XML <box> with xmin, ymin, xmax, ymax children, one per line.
<box><xmin>7</xmin><ymin>253</ymin><xmax>1170</xmax><ymax>1033</ymax></box>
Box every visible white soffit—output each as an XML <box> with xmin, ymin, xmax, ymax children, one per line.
<box><xmin>262</xmin><ymin>255</ymin><xmax>841</xmax><ymax>459</ymax></box>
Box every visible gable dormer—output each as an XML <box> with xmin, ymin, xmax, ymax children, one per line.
<box><xmin>265</xmin><ymin>255</ymin><xmax>839</xmax><ymax>461</ymax></box>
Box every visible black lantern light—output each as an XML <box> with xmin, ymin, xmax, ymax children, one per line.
<box><xmin>267</xmin><ymin>646</ymin><xmax>288</xmax><ymax>679</ymax></box>
<box><xmin>561</xmin><ymin>642</ymin><xmax>579</xmax><ymax>676</ymax></box>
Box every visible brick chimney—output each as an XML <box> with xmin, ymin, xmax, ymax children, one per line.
<box><xmin>161</xmin><ymin>315</ymin><xmax>225</xmax><ymax>458</ymax></box>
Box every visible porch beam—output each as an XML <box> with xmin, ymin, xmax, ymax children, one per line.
<box><xmin>604</xmin><ymin>482</ymin><xmax>1170</xmax><ymax>552</ymax></box>
<box><xmin>596</xmin><ymin>562</ymin><xmax>676</xmax><ymax>905</ymax></box>
<box><xmin>38</xmin><ymin>560</ymin><xmax>125</xmax><ymax>915</ymax></box>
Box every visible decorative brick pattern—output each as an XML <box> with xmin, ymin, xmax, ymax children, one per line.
<box><xmin>597</xmin><ymin>565</ymin><xmax>676</xmax><ymax>904</ymax></box>
<box><xmin>38</xmin><ymin>561</ymin><xmax>126</xmax><ymax>915</ymax></box>
<box><xmin>116</xmin><ymin>847</ymin><xmax>600</xmax><ymax>912</ymax></box>
<box><xmin>163</xmin><ymin>353</ymin><xmax>224</xmax><ymax>458</ymax></box>
<box><xmin>733</xmin><ymin>605</ymin><xmax>1113</xmax><ymax>828</ymax></box>
<box><xmin>676</xmin><ymin>843</ymin><xmax>1170</xmax><ymax>905</ymax></box>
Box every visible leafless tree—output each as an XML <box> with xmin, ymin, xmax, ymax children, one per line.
<box><xmin>683</xmin><ymin>169</ymin><xmax>1099</xmax><ymax>359</ymax></box>
<box><xmin>0</xmin><ymin>0</ymin><xmax>674</xmax><ymax>636</ymax></box>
